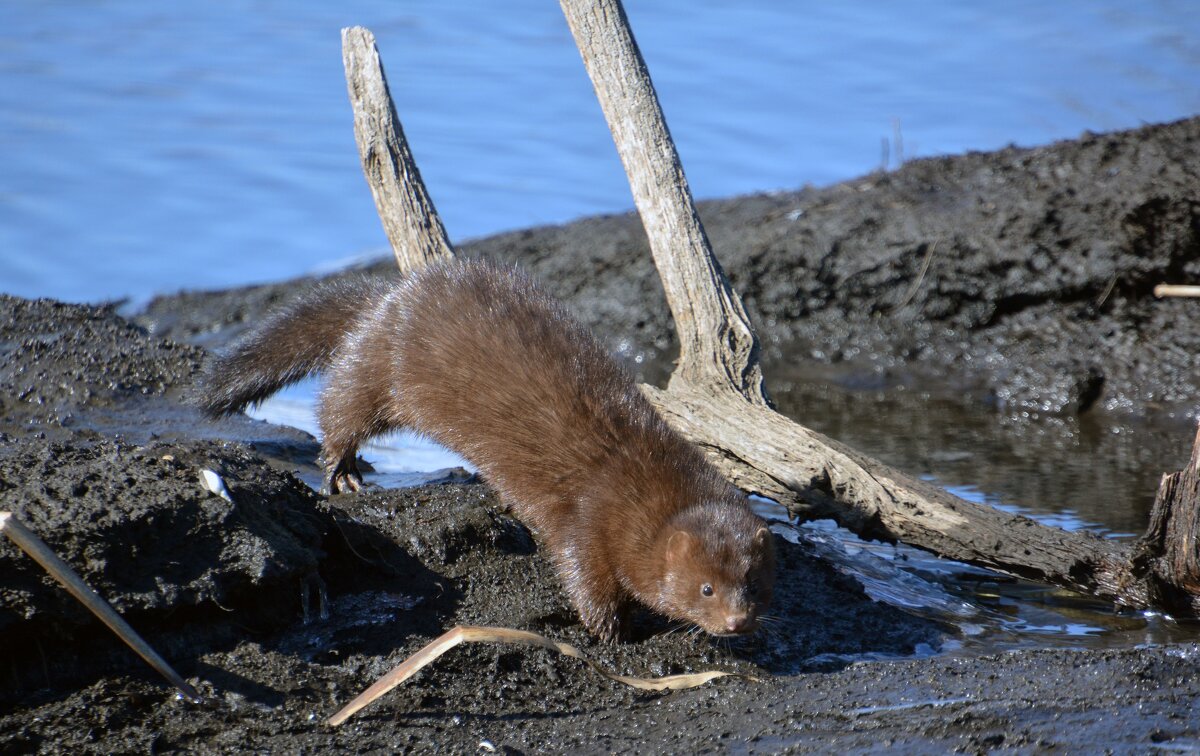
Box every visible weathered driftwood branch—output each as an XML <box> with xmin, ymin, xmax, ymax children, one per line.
<box><xmin>1131</xmin><ymin>424</ymin><xmax>1200</xmax><ymax>616</ymax></box>
<box><xmin>341</xmin><ymin>17</ymin><xmax>1200</xmax><ymax>617</ymax></box>
<box><xmin>556</xmin><ymin>2</ymin><xmax>766</xmax><ymax>404</ymax></box>
<box><xmin>342</xmin><ymin>27</ymin><xmax>454</xmax><ymax>272</ymax></box>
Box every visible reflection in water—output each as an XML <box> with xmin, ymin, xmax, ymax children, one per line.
<box><xmin>769</xmin><ymin>361</ymin><xmax>1192</xmax><ymax>535</ymax></box>
<box><xmin>4</xmin><ymin>2</ymin><xmax>1200</xmax><ymax>304</ymax></box>
<box><xmin>768</xmin><ymin>362</ymin><xmax>1200</xmax><ymax>651</ymax></box>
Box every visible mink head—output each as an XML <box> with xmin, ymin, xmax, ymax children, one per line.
<box><xmin>655</xmin><ymin>501</ymin><xmax>775</xmax><ymax>636</ymax></box>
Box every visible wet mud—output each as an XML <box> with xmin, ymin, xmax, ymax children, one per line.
<box><xmin>3</xmin><ymin>118</ymin><xmax>1200</xmax><ymax>752</ymax></box>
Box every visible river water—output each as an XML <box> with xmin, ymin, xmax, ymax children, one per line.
<box><xmin>3</xmin><ymin>1</ymin><xmax>1198</xmax><ymax>304</ymax></box>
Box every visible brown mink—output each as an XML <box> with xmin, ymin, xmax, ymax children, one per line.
<box><xmin>201</xmin><ymin>260</ymin><xmax>775</xmax><ymax>641</ymax></box>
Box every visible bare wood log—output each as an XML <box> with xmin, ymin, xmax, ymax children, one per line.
<box><xmin>642</xmin><ymin>385</ymin><xmax>1147</xmax><ymax>604</ymax></box>
<box><xmin>556</xmin><ymin>0</ymin><xmax>766</xmax><ymax>403</ymax></box>
<box><xmin>1131</xmin><ymin>424</ymin><xmax>1200</xmax><ymax>615</ymax></box>
<box><xmin>342</xmin><ymin>27</ymin><xmax>455</xmax><ymax>272</ymax></box>
<box><xmin>342</xmin><ymin>18</ymin><xmax>1200</xmax><ymax>617</ymax></box>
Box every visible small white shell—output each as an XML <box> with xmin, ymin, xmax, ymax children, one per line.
<box><xmin>199</xmin><ymin>469</ymin><xmax>234</xmax><ymax>503</ymax></box>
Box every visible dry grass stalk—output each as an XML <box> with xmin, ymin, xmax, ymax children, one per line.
<box><xmin>327</xmin><ymin>624</ymin><xmax>751</xmax><ymax>726</ymax></box>
<box><xmin>0</xmin><ymin>511</ymin><xmax>202</xmax><ymax>702</ymax></box>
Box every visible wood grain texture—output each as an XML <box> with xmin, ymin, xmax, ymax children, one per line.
<box><xmin>342</xmin><ymin>26</ymin><xmax>455</xmax><ymax>272</ymax></box>
<box><xmin>557</xmin><ymin>0</ymin><xmax>766</xmax><ymax>403</ymax></box>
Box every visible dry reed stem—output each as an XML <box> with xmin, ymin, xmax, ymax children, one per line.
<box><xmin>327</xmin><ymin>624</ymin><xmax>752</xmax><ymax>726</ymax></box>
<box><xmin>0</xmin><ymin>511</ymin><xmax>202</xmax><ymax>702</ymax></box>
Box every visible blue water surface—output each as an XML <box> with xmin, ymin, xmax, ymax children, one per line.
<box><xmin>1</xmin><ymin>1</ymin><xmax>1197</xmax><ymax>304</ymax></box>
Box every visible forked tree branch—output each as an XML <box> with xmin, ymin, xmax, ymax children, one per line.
<box><xmin>342</xmin><ymin>27</ymin><xmax>455</xmax><ymax>272</ymax></box>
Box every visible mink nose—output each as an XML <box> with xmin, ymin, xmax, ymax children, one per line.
<box><xmin>724</xmin><ymin>614</ymin><xmax>754</xmax><ymax>634</ymax></box>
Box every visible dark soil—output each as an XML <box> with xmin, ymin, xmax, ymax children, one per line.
<box><xmin>2</xmin><ymin>117</ymin><xmax>1199</xmax><ymax>752</ymax></box>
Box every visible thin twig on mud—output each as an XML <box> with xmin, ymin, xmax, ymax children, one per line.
<box><xmin>894</xmin><ymin>240</ymin><xmax>938</xmax><ymax>311</ymax></box>
<box><xmin>0</xmin><ymin>511</ymin><xmax>202</xmax><ymax>702</ymax></box>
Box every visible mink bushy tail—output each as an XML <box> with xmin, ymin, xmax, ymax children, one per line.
<box><xmin>198</xmin><ymin>274</ymin><xmax>391</xmax><ymax>417</ymax></box>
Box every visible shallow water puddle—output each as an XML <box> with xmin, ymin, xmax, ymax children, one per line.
<box><xmin>770</xmin><ymin>361</ymin><xmax>1200</xmax><ymax>652</ymax></box>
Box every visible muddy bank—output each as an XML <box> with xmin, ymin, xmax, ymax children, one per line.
<box><xmin>1</xmin><ymin>297</ymin><xmax>952</xmax><ymax>751</ymax></box>
<box><xmin>142</xmin><ymin>116</ymin><xmax>1200</xmax><ymax>422</ymax></box>
<box><xmin>3</xmin><ymin>117</ymin><xmax>1200</xmax><ymax>752</ymax></box>
<box><xmin>3</xmin><ymin>424</ymin><xmax>1196</xmax><ymax>752</ymax></box>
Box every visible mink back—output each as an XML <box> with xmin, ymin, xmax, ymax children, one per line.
<box><xmin>381</xmin><ymin>261</ymin><xmax>732</xmax><ymax>544</ymax></box>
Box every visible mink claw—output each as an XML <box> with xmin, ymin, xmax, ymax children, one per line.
<box><xmin>322</xmin><ymin>459</ymin><xmax>364</xmax><ymax>495</ymax></box>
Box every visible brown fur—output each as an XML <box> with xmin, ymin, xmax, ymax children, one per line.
<box><xmin>201</xmin><ymin>260</ymin><xmax>775</xmax><ymax>640</ymax></box>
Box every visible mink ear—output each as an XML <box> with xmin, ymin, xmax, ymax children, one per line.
<box><xmin>754</xmin><ymin>527</ymin><xmax>771</xmax><ymax>546</ymax></box>
<box><xmin>666</xmin><ymin>530</ymin><xmax>693</xmax><ymax>562</ymax></box>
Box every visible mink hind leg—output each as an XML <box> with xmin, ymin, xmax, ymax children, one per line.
<box><xmin>316</xmin><ymin>360</ymin><xmax>412</xmax><ymax>495</ymax></box>
<box><xmin>316</xmin><ymin>397</ymin><xmax>369</xmax><ymax>495</ymax></box>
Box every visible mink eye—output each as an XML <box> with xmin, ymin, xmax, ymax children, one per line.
<box><xmin>747</xmin><ymin>580</ymin><xmax>759</xmax><ymax>597</ymax></box>
<box><xmin>701</xmin><ymin>583</ymin><xmax>714</xmax><ymax>597</ymax></box>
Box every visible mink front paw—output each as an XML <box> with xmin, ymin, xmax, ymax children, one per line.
<box><xmin>580</xmin><ymin>602</ymin><xmax>631</xmax><ymax>644</ymax></box>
